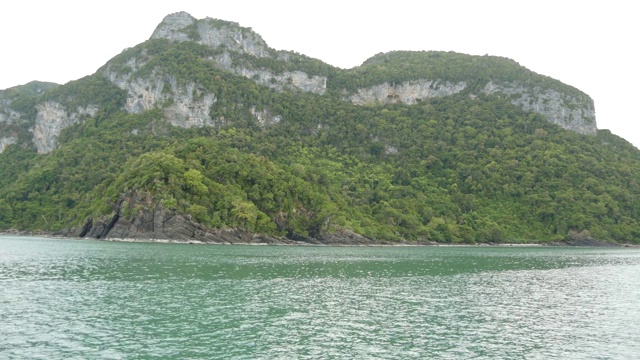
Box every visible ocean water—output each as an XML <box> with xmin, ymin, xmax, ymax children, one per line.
<box><xmin>1</xmin><ymin>235</ymin><xmax>639</xmax><ymax>359</ymax></box>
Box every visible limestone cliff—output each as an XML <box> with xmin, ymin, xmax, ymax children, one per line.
<box><xmin>105</xmin><ymin>67</ymin><xmax>218</xmax><ymax>128</ymax></box>
<box><xmin>224</xmin><ymin>64</ymin><xmax>326</xmax><ymax>94</ymax></box>
<box><xmin>96</xmin><ymin>12</ymin><xmax>325</xmax><ymax>136</ymax></box>
<box><xmin>0</xmin><ymin>12</ymin><xmax>332</xmax><ymax>154</ymax></box>
<box><xmin>0</xmin><ymin>107</ymin><xmax>22</xmax><ymax>126</ymax></box>
<box><xmin>0</xmin><ymin>135</ymin><xmax>17</xmax><ymax>153</ymax></box>
<box><xmin>482</xmin><ymin>81</ymin><xmax>596</xmax><ymax>134</ymax></box>
<box><xmin>0</xmin><ymin>94</ymin><xmax>26</xmax><ymax>154</ymax></box>
<box><xmin>32</xmin><ymin>101</ymin><xmax>98</xmax><ymax>154</ymax></box>
<box><xmin>102</xmin><ymin>56</ymin><xmax>320</xmax><ymax>131</ymax></box>
<box><xmin>349</xmin><ymin>80</ymin><xmax>467</xmax><ymax>105</ymax></box>
<box><xmin>148</xmin><ymin>12</ymin><xmax>327</xmax><ymax>94</ymax></box>
<box><xmin>348</xmin><ymin>78</ymin><xmax>596</xmax><ymax>134</ymax></box>
<box><xmin>151</xmin><ymin>12</ymin><xmax>271</xmax><ymax>58</ymax></box>
<box><xmin>0</xmin><ymin>12</ymin><xmax>599</xmax><ymax>154</ymax></box>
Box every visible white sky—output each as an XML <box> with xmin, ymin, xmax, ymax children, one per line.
<box><xmin>2</xmin><ymin>0</ymin><xmax>638</xmax><ymax>148</ymax></box>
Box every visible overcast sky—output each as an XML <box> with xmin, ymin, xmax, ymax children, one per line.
<box><xmin>2</xmin><ymin>0</ymin><xmax>638</xmax><ymax>148</ymax></box>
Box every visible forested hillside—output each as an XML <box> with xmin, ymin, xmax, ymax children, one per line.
<box><xmin>0</xmin><ymin>13</ymin><xmax>638</xmax><ymax>244</ymax></box>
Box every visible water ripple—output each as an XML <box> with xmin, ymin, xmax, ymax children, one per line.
<box><xmin>1</xmin><ymin>236</ymin><xmax>640</xmax><ymax>359</ymax></box>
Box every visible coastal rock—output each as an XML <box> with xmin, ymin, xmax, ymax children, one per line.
<box><xmin>77</xmin><ymin>204</ymin><xmax>288</xmax><ymax>244</ymax></box>
<box><xmin>69</xmin><ymin>194</ymin><xmax>383</xmax><ymax>245</ymax></box>
<box><xmin>319</xmin><ymin>229</ymin><xmax>376</xmax><ymax>245</ymax></box>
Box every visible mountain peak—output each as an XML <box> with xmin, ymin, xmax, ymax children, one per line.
<box><xmin>150</xmin><ymin>11</ymin><xmax>197</xmax><ymax>41</ymax></box>
<box><xmin>150</xmin><ymin>11</ymin><xmax>270</xmax><ymax>58</ymax></box>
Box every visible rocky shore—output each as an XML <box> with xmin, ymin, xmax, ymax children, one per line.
<box><xmin>0</xmin><ymin>203</ymin><xmax>632</xmax><ymax>247</ymax></box>
<box><xmin>2</xmin><ymin>227</ymin><xmax>634</xmax><ymax>247</ymax></box>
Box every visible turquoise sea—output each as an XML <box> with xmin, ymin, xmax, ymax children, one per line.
<box><xmin>1</xmin><ymin>235</ymin><xmax>639</xmax><ymax>359</ymax></box>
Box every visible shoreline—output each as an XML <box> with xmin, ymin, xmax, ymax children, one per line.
<box><xmin>1</xmin><ymin>230</ymin><xmax>635</xmax><ymax>248</ymax></box>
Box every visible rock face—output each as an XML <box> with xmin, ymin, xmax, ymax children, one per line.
<box><xmin>149</xmin><ymin>11</ymin><xmax>196</xmax><ymax>42</ymax></box>
<box><xmin>68</xmin><ymin>194</ymin><xmax>382</xmax><ymax>245</ymax></box>
<box><xmin>0</xmin><ymin>99</ymin><xmax>20</xmax><ymax>154</ymax></box>
<box><xmin>0</xmin><ymin>11</ymin><xmax>598</xmax><ymax>154</ymax></box>
<box><xmin>482</xmin><ymin>82</ymin><xmax>596</xmax><ymax>134</ymax></box>
<box><xmin>350</xmin><ymin>80</ymin><xmax>467</xmax><ymax>105</ymax></box>
<box><xmin>250</xmin><ymin>107</ymin><xmax>282</xmax><ymax>128</ymax></box>
<box><xmin>0</xmin><ymin>95</ymin><xmax>21</xmax><ymax>153</ymax></box>
<box><xmin>96</xmin><ymin>11</ymin><xmax>326</xmax><ymax>137</ymax></box>
<box><xmin>0</xmin><ymin>135</ymin><xmax>17</xmax><ymax>153</ymax></box>
<box><xmin>32</xmin><ymin>101</ymin><xmax>98</xmax><ymax>154</ymax></box>
<box><xmin>149</xmin><ymin>13</ymin><xmax>327</xmax><ymax>94</ymax></box>
<box><xmin>1</xmin><ymin>100</ymin><xmax>99</xmax><ymax>154</ymax></box>
<box><xmin>231</xmin><ymin>66</ymin><xmax>327</xmax><ymax>94</ymax></box>
<box><xmin>62</xmin><ymin>191</ymin><xmax>379</xmax><ymax>245</ymax></box>
<box><xmin>349</xmin><ymin>79</ymin><xmax>597</xmax><ymax>134</ymax></box>
<box><xmin>102</xmin><ymin>62</ymin><xmax>325</xmax><ymax>133</ymax></box>
<box><xmin>75</xmin><ymin>202</ymin><xmax>286</xmax><ymax>244</ymax></box>
<box><xmin>106</xmin><ymin>68</ymin><xmax>219</xmax><ymax>127</ymax></box>
<box><xmin>0</xmin><ymin>108</ymin><xmax>22</xmax><ymax>126</ymax></box>
<box><xmin>151</xmin><ymin>11</ymin><xmax>270</xmax><ymax>58</ymax></box>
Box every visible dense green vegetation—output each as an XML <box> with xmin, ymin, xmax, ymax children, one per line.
<box><xmin>1</xmin><ymin>32</ymin><xmax>639</xmax><ymax>244</ymax></box>
<box><xmin>330</xmin><ymin>51</ymin><xmax>587</xmax><ymax>96</ymax></box>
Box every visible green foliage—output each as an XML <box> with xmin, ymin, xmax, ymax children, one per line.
<box><xmin>1</xmin><ymin>36</ymin><xmax>638</xmax><ymax>244</ymax></box>
<box><xmin>329</xmin><ymin>51</ymin><xmax>588</xmax><ymax>99</ymax></box>
<box><xmin>42</xmin><ymin>74</ymin><xmax>127</xmax><ymax>114</ymax></box>
<box><xmin>181</xmin><ymin>23</ymin><xmax>201</xmax><ymax>41</ymax></box>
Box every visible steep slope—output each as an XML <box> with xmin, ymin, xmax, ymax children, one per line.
<box><xmin>0</xmin><ymin>12</ymin><xmax>596</xmax><ymax>156</ymax></box>
<box><xmin>0</xmin><ymin>12</ymin><xmax>638</xmax><ymax>244</ymax></box>
<box><xmin>334</xmin><ymin>51</ymin><xmax>596</xmax><ymax>134</ymax></box>
<box><xmin>0</xmin><ymin>81</ymin><xmax>59</xmax><ymax>152</ymax></box>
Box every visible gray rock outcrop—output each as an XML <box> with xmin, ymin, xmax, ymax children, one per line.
<box><xmin>0</xmin><ymin>135</ymin><xmax>17</xmax><ymax>153</ymax></box>
<box><xmin>95</xmin><ymin>12</ymin><xmax>327</xmax><ymax>137</ymax></box>
<box><xmin>250</xmin><ymin>107</ymin><xmax>282</xmax><ymax>128</ymax></box>
<box><xmin>348</xmin><ymin>79</ymin><xmax>597</xmax><ymax>134</ymax></box>
<box><xmin>1</xmin><ymin>12</ymin><xmax>599</xmax><ymax>155</ymax></box>
<box><xmin>32</xmin><ymin>101</ymin><xmax>98</xmax><ymax>154</ymax></box>
<box><xmin>0</xmin><ymin>98</ymin><xmax>24</xmax><ymax>154</ymax></box>
<box><xmin>76</xmin><ymin>203</ymin><xmax>286</xmax><ymax>244</ymax></box>
<box><xmin>231</xmin><ymin>66</ymin><xmax>327</xmax><ymax>94</ymax></box>
<box><xmin>350</xmin><ymin>80</ymin><xmax>467</xmax><ymax>105</ymax></box>
<box><xmin>0</xmin><ymin>108</ymin><xmax>22</xmax><ymax>126</ymax></box>
<box><xmin>105</xmin><ymin>68</ymin><xmax>219</xmax><ymax>128</ymax></box>
<box><xmin>482</xmin><ymin>81</ymin><xmax>596</xmax><ymax>134</ymax></box>
<box><xmin>151</xmin><ymin>11</ymin><xmax>271</xmax><ymax>58</ymax></box>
